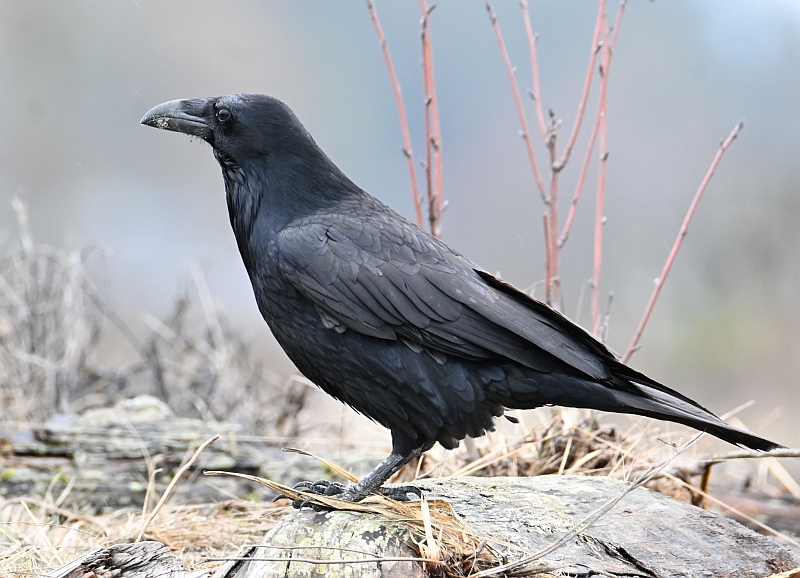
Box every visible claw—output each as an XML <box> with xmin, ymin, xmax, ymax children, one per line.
<box><xmin>279</xmin><ymin>479</ymin><xmax>424</xmax><ymax>510</ymax></box>
<box><xmin>275</xmin><ymin>479</ymin><xmax>348</xmax><ymax>510</ymax></box>
<box><xmin>378</xmin><ymin>484</ymin><xmax>424</xmax><ymax>501</ymax></box>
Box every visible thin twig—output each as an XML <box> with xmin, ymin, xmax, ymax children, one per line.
<box><xmin>136</xmin><ymin>434</ymin><xmax>219</xmax><ymax>542</ymax></box>
<box><xmin>241</xmin><ymin>543</ymin><xmax>419</xmax><ymax>557</ymax></box>
<box><xmin>664</xmin><ymin>472</ymin><xmax>800</xmax><ymax>549</ymax></box>
<box><xmin>429</xmin><ymin>43</ymin><xmax>444</xmax><ymax>235</ymax></box>
<box><xmin>558</xmin><ymin>94</ymin><xmax>600</xmax><ymax>249</ymax></box>
<box><xmin>205</xmin><ymin>555</ymin><xmax>446</xmax><ymax>566</ymax></box>
<box><xmin>542</xmin><ymin>212</ymin><xmax>552</xmax><ymax>304</ymax></box>
<box><xmin>591</xmin><ymin>0</ymin><xmax>626</xmax><ymax>335</ymax></box>
<box><xmin>554</xmin><ymin>0</ymin><xmax>607</xmax><ymax>171</ymax></box>
<box><xmin>366</xmin><ymin>0</ymin><xmax>424</xmax><ymax>229</ymax></box>
<box><xmin>547</xmin><ymin>117</ymin><xmax>560</xmax><ymax>308</ymax></box>
<box><xmin>558</xmin><ymin>1</ymin><xmax>626</xmax><ymax>249</ymax></box>
<box><xmin>421</xmin><ymin>0</ymin><xmax>444</xmax><ymax>238</ymax></box>
<box><xmin>472</xmin><ymin>432</ymin><xmax>704</xmax><ymax>577</ymax></box>
<box><xmin>591</xmin><ymin>15</ymin><xmax>610</xmax><ymax>335</ymax></box>
<box><xmin>520</xmin><ymin>0</ymin><xmax>547</xmax><ymax>137</ymax></box>
<box><xmin>680</xmin><ymin>448</ymin><xmax>800</xmax><ymax>473</ymax></box>
<box><xmin>486</xmin><ymin>2</ymin><xmax>548</xmax><ymax>204</ymax></box>
<box><xmin>421</xmin><ymin>10</ymin><xmax>434</xmax><ymax>236</ymax></box>
<box><xmin>622</xmin><ymin>120</ymin><xmax>744</xmax><ymax>363</ymax></box>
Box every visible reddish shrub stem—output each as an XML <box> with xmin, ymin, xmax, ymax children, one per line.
<box><xmin>555</xmin><ymin>0</ymin><xmax>607</xmax><ymax>172</ymax></box>
<box><xmin>622</xmin><ymin>121</ymin><xmax>744</xmax><ymax>363</ymax></box>
<box><xmin>542</xmin><ymin>212</ymin><xmax>552</xmax><ymax>304</ymax></box>
<box><xmin>486</xmin><ymin>2</ymin><xmax>548</xmax><ymax>204</ymax></box>
<box><xmin>520</xmin><ymin>0</ymin><xmax>548</xmax><ymax>138</ymax></box>
<box><xmin>591</xmin><ymin>20</ymin><xmax>610</xmax><ymax>335</ymax></box>
<box><xmin>421</xmin><ymin>0</ymin><xmax>444</xmax><ymax>238</ymax></box>
<box><xmin>365</xmin><ymin>0</ymin><xmax>424</xmax><ymax>229</ymax></box>
<box><xmin>591</xmin><ymin>0</ymin><xmax>627</xmax><ymax>334</ymax></box>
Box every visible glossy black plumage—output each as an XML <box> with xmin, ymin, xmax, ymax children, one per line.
<box><xmin>142</xmin><ymin>94</ymin><xmax>781</xmax><ymax>501</ymax></box>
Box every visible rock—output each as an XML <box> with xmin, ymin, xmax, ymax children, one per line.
<box><xmin>221</xmin><ymin>475</ymin><xmax>800</xmax><ymax>578</ymax></box>
<box><xmin>49</xmin><ymin>541</ymin><xmax>207</xmax><ymax>578</ymax></box>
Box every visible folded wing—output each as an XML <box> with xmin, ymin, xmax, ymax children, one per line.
<box><xmin>277</xmin><ymin>210</ymin><xmax>611</xmax><ymax>380</ymax></box>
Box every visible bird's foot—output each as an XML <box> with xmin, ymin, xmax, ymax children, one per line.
<box><xmin>276</xmin><ymin>479</ymin><xmax>423</xmax><ymax>510</ymax></box>
<box><xmin>291</xmin><ymin>479</ymin><xmax>347</xmax><ymax>509</ymax></box>
<box><xmin>374</xmin><ymin>484</ymin><xmax>423</xmax><ymax>502</ymax></box>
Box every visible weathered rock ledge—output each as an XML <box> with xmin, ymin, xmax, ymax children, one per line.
<box><xmin>219</xmin><ymin>475</ymin><xmax>800</xmax><ymax>578</ymax></box>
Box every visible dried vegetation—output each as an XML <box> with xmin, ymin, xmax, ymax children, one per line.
<box><xmin>0</xmin><ymin>199</ymin><xmax>305</xmax><ymax>434</ymax></box>
<box><xmin>1</xmin><ymin>200</ymin><xmax>799</xmax><ymax>576</ymax></box>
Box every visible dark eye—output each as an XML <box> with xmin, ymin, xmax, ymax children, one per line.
<box><xmin>216</xmin><ymin>107</ymin><xmax>232</xmax><ymax>122</ymax></box>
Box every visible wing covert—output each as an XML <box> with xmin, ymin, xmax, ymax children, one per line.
<box><xmin>277</xmin><ymin>211</ymin><xmax>610</xmax><ymax>379</ymax></box>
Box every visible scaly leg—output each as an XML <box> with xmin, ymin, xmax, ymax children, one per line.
<box><xmin>285</xmin><ymin>442</ymin><xmax>433</xmax><ymax>509</ymax></box>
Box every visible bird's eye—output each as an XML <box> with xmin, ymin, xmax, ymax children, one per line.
<box><xmin>216</xmin><ymin>107</ymin><xmax>232</xmax><ymax>122</ymax></box>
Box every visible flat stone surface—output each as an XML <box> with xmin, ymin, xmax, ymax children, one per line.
<box><xmin>419</xmin><ymin>475</ymin><xmax>800</xmax><ymax>577</ymax></box>
<box><xmin>227</xmin><ymin>475</ymin><xmax>800</xmax><ymax>577</ymax></box>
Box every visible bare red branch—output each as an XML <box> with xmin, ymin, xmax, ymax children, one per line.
<box><xmin>555</xmin><ymin>0</ymin><xmax>607</xmax><ymax>171</ymax></box>
<box><xmin>591</xmin><ymin>1</ymin><xmax>627</xmax><ymax>334</ymax></box>
<box><xmin>559</xmin><ymin>114</ymin><xmax>599</xmax><ymax>248</ymax></box>
<box><xmin>421</xmin><ymin>0</ymin><xmax>444</xmax><ymax>238</ymax></box>
<box><xmin>591</xmin><ymin>118</ymin><xmax>608</xmax><ymax>334</ymax></box>
<box><xmin>622</xmin><ymin>121</ymin><xmax>744</xmax><ymax>363</ymax></box>
<box><xmin>561</xmin><ymin>0</ymin><xmax>625</xmax><ymax>250</ymax></box>
<box><xmin>520</xmin><ymin>0</ymin><xmax>547</xmax><ymax>138</ymax></box>
<box><xmin>486</xmin><ymin>2</ymin><xmax>548</xmax><ymax>204</ymax></box>
<box><xmin>366</xmin><ymin>0</ymin><xmax>424</xmax><ymax>229</ymax></box>
<box><xmin>542</xmin><ymin>212</ymin><xmax>552</xmax><ymax>304</ymax></box>
<box><xmin>421</xmin><ymin>5</ymin><xmax>434</xmax><ymax>235</ymax></box>
<box><xmin>591</xmin><ymin>33</ymin><xmax>609</xmax><ymax>333</ymax></box>
<box><xmin>547</xmin><ymin>125</ymin><xmax>560</xmax><ymax>307</ymax></box>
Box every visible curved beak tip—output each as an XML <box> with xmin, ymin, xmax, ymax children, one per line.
<box><xmin>140</xmin><ymin>99</ymin><xmax>210</xmax><ymax>138</ymax></box>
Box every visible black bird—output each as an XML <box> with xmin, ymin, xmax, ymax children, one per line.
<box><xmin>141</xmin><ymin>94</ymin><xmax>781</xmax><ymax>502</ymax></box>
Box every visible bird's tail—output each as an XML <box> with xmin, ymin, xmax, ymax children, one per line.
<box><xmin>604</xmin><ymin>369</ymin><xmax>782</xmax><ymax>451</ymax></box>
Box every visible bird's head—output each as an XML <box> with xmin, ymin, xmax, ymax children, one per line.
<box><xmin>142</xmin><ymin>93</ymin><xmax>359</xmax><ymax>234</ymax></box>
<box><xmin>141</xmin><ymin>93</ymin><xmax>320</xmax><ymax>166</ymax></box>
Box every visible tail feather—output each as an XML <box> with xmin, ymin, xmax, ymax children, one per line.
<box><xmin>608</xmin><ymin>381</ymin><xmax>782</xmax><ymax>451</ymax></box>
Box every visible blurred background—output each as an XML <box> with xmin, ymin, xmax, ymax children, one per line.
<box><xmin>0</xmin><ymin>0</ymin><xmax>798</xmax><ymax>449</ymax></box>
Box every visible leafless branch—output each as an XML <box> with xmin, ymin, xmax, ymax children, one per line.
<box><xmin>520</xmin><ymin>0</ymin><xmax>547</xmax><ymax>137</ymax></box>
<box><xmin>591</xmin><ymin>0</ymin><xmax>627</xmax><ymax>335</ymax></box>
<box><xmin>622</xmin><ymin>121</ymin><xmax>744</xmax><ymax>363</ymax></box>
<box><xmin>486</xmin><ymin>2</ymin><xmax>548</xmax><ymax>204</ymax></box>
<box><xmin>421</xmin><ymin>0</ymin><xmax>444</xmax><ymax>238</ymax></box>
<box><xmin>546</xmin><ymin>114</ymin><xmax>561</xmax><ymax>307</ymax></box>
<box><xmin>558</xmin><ymin>113</ymin><xmax>599</xmax><ymax>248</ymax></box>
<box><xmin>591</xmin><ymin>24</ymin><xmax>609</xmax><ymax>334</ymax></box>
<box><xmin>542</xmin><ymin>212</ymin><xmax>552</xmax><ymax>304</ymax></box>
<box><xmin>206</xmin><ymin>555</ymin><xmax>446</xmax><ymax>566</ymax></box>
<box><xmin>366</xmin><ymin>0</ymin><xmax>424</xmax><ymax>229</ymax></box>
<box><xmin>554</xmin><ymin>0</ymin><xmax>607</xmax><ymax>171</ymax></box>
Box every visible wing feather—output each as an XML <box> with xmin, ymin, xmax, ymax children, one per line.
<box><xmin>277</xmin><ymin>211</ymin><xmax>612</xmax><ymax>379</ymax></box>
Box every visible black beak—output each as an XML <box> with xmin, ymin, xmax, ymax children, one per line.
<box><xmin>141</xmin><ymin>98</ymin><xmax>213</xmax><ymax>140</ymax></box>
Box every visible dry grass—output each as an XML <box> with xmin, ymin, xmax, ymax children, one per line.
<box><xmin>4</xmin><ymin>405</ymin><xmax>795</xmax><ymax>577</ymax></box>
<box><xmin>0</xmin><ymin>199</ymin><xmax>305</xmax><ymax>436</ymax></box>
<box><xmin>0</xmin><ymin>198</ymin><xmax>104</xmax><ymax>422</ymax></box>
<box><xmin>1</xmin><ymin>200</ymin><xmax>796</xmax><ymax>577</ymax></box>
<box><xmin>0</xmin><ymin>497</ymin><xmax>290</xmax><ymax>576</ymax></box>
<box><xmin>393</xmin><ymin>408</ymin><xmax>690</xmax><ymax>500</ymax></box>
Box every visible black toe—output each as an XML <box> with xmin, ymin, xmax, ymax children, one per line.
<box><xmin>378</xmin><ymin>484</ymin><xmax>423</xmax><ymax>501</ymax></box>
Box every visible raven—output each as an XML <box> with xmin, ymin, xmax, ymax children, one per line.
<box><xmin>142</xmin><ymin>94</ymin><xmax>781</xmax><ymax>502</ymax></box>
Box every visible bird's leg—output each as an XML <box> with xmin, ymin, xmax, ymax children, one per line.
<box><xmin>341</xmin><ymin>451</ymin><xmax>419</xmax><ymax>502</ymax></box>
<box><xmin>284</xmin><ymin>442</ymin><xmax>433</xmax><ymax>509</ymax></box>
